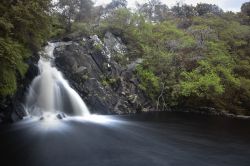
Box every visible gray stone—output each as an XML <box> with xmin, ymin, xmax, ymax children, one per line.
<box><xmin>56</xmin><ymin>113</ymin><xmax>63</xmax><ymax>120</ymax></box>
<box><xmin>75</xmin><ymin>66</ymin><xmax>87</xmax><ymax>74</ymax></box>
<box><xmin>104</xmin><ymin>32</ymin><xmax>127</xmax><ymax>55</ymax></box>
<box><xmin>39</xmin><ymin>116</ymin><xmax>45</xmax><ymax>121</ymax></box>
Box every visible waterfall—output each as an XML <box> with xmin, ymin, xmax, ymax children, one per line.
<box><xmin>25</xmin><ymin>42</ymin><xmax>90</xmax><ymax>117</ymax></box>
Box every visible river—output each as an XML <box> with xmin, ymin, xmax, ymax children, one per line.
<box><xmin>0</xmin><ymin>111</ymin><xmax>249</xmax><ymax>166</ymax></box>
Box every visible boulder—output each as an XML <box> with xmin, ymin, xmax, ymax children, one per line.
<box><xmin>39</xmin><ymin>116</ymin><xmax>44</xmax><ymax>121</ymax></box>
<box><xmin>56</xmin><ymin>113</ymin><xmax>63</xmax><ymax>120</ymax></box>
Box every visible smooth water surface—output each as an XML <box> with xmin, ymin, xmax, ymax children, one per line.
<box><xmin>0</xmin><ymin>112</ymin><xmax>249</xmax><ymax>166</ymax></box>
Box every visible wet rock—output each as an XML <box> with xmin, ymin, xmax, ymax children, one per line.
<box><xmin>56</xmin><ymin>113</ymin><xmax>63</xmax><ymax>120</ymax></box>
<box><xmin>39</xmin><ymin>116</ymin><xmax>44</xmax><ymax>121</ymax></box>
<box><xmin>62</xmin><ymin>113</ymin><xmax>66</xmax><ymax>118</ymax></box>
<box><xmin>62</xmin><ymin>36</ymin><xmax>72</xmax><ymax>42</ymax></box>
<box><xmin>75</xmin><ymin>66</ymin><xmax>87</xmax><ymax>74</ymax></box>
<box><xmin>198</xmin><ymin>107</ymin><xmax>217</xmax><ymax>114</ymax></box>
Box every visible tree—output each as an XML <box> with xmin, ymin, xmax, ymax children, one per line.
<box><xmin>196</xmin><ymin>3</ymin><xmax>223</xmax><ymax>16</ymax></box>
<box><xmin>240</xmin><ymin>2</ymin><xmax>250</xmax><ymax>25</ymax></box>
<box><xmin>241</xmin><ymin>2</ymin><xmax>250</xmax><ymax>16</ymax></box>
<box><xmin>136</xmin><ymin>0</ymin><xmax>166</xmax><ymax>21</ymax></box>
<box><xmin>106</xmin><ymin>0</ymin><xmax>127</xmax><ymax>10</ymax></box>
<box><xmin>76</xmin><ymin>0</ymin><xmax>94</xmax><ymax>22</ymax></box>
<box><xmin>102</xmin><ymin>0</ymin><xmax>127</xmax><ymax>18</ymax></box>
<box><xmin>154</xmin><ymin>3</ymin><xmax>169</xmax><ymax>21</ymax></box>
<box><xmin>57</xmin><ymin>0</ymin><xmax>80</xmax><ymax>32</ymax></box>
<box><xmin>171</xmin><ymin>3</ymin><xmax>197</xmax><ymax>18</ymax></box>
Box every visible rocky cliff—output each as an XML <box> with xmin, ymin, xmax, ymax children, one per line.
<box><xmin>54</xmin><ymin>32</ymin><xmax>151</xmax><ymax>114</ymax></box>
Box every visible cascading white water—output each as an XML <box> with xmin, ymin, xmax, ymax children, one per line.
<box><xmin>25</xmin><ymin>42</ymin><xmax>90</xmax><ymax>117</ymax></box>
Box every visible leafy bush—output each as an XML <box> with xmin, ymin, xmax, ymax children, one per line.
<box><xmin>137</xmin><ymin>65</ymin><xmax>160</xmax><ymax>99</ymax></box>
<box><xmin>71</xmin><ymin>22</ymin><xmax>93</xmax><ymax>36</ymax></box>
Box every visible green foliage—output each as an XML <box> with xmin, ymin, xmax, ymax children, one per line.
<box><xmin>56</xmin><ymin>0</ymin><xmax>94</xmax><ymax>32</ymax></box>
<box><xmin>0</xmin><ymin>67</ymin><xmax>17</xmax><ymax>97</ymax></box>
<box><xmin>96</xmin><ymin>3</ymin><xmax>250</xmax><ymax>114</ymax></box>
<box><xmin>0</xmin><ymin>38</ymin><xmax>30</xmax><ymax>76</ymax></box>
<box><xmin>0</xmin><ymin>38</ymin><xmax>23</xmax><ymax>67</ymax></box>
<box><xmin>137</xmin><ymin>65</ymin><xmax>160</xmax><ymax>99</ymax></box>
<box><xmin>0</xmin><ymin>0</ymin><xmax>51</xmax><ymax>97</ymax></box>
<box><xmin>180</xmin><ymin>61</ymin><xmax>225</xmax><ymax>98</ymax></box>
<box><xmin>16</xmin><ymin>61</ymin><xmax>29</xmax><ymax>78</ymax></box>
<box><xmin>8</xmin><ymin>0</ymin><xmax>51</xmax><ymax>50</ymax></box>
<box><xmin>50</xmin><ymin>14</ymin><xmax>66</xmax><ymax>38</ymax></box>
<box><xmin>71</xmin><ymin>22</ymin><xmax>93</xmax><ymax>36</ymax></box>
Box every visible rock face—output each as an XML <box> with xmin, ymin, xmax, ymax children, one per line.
<box><xmin>104</xmin><ymin>32</ymin><xmax>127</xmax><ymax>55</ymax></box>
<box><xmin>54</xmin><ymin>32</ymin><xmax>149</xmax><ymax>114</ymax></box>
